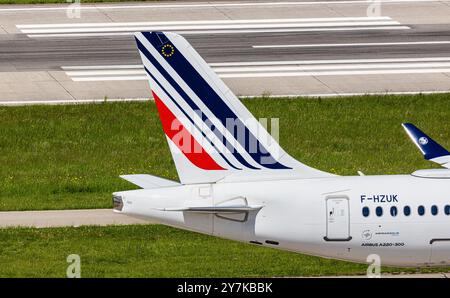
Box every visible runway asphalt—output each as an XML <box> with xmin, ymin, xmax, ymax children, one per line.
<box><xmin>0</xmin><ymin>0</ymin><xmax>449</xmax><ymax>103</ymax></box>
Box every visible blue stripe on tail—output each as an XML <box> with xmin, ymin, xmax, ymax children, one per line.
<box><xmin>142</xmin><ymin>32</ymin><xmax>291</xmax><ymax>169</ymax></box>
<box><xmin>136</xmin><ymin>35</ymin><xmax>258</xmax><ymax>170</ymax></box>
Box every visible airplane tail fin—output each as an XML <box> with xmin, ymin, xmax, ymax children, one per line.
<box><xmin>402</xmin><ymin>123</ymin><xmax>450</xmax><ymax>169</ymax></box>
<box><xmin>134</xmin><ymin>32</ymin><xmax>332</xmax><ymax>184</ymax></box>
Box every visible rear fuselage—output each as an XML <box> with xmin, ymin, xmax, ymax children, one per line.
<box><xmin>115</xmin><ymin>174</ymin><xmax>450</xmax><ymax>267</ymax></box>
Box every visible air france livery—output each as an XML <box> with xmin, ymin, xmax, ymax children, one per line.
<box><xmin>113</xmin><ymin>32</ymin><xmax>450</xmax><ymax>267</ymax></box>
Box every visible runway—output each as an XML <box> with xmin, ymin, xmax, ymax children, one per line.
<box><xmin>0</xmin><ymin>0</ymin><xmax>450</xmax><ymax>103</ymax></box>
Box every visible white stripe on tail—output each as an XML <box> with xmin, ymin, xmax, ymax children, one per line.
<box><xmin>134</xmin><ymin>31</ymin><xmax>333</xmax><ymax>184</ymax></box>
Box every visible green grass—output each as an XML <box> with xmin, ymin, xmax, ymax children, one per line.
<box><xmin>0</xmin><ymin>224</ymin><xmax>448</xmax><ymax>277</ymax></box>
<box><xmin>1</xmin><ymin>94</ymin><xmax>450</xmax><ymax>211</ymax></box>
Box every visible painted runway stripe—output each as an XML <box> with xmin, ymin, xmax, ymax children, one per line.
<box><xmin>213</xmin><ymin>62</ymin><xmax>450</xmax><ymax>72</ymax></box>
<box><xmin>65</xmin><ymin>62</ymin><xmax>450</xmax><ymax>76</ymax></box>
<box><xmin>209</xmin><ymin>57</ymin><xmax>450</xmax><ymax>66</ymax></box>
<box><xmin>218</xmin><ymin>68</ymin><xmax>450</xmax><ymax>77</ymax></box>
<box><xmin>65</xmin><ymin>70</ymin><xmax>145</xmax><ymax>76</ymax></box>
<box><xmin>69</xmin><ymin>68</ymin><xmax>450</xmax><ymax>81</ymax></box>
<box><xmin>62</xmin><ymin>65</ymin><xmax>143</xmax><ymax>70</ymax></box>
<box><xmin>253</xmin><ymin>41</ymin><xmax>450</xmax><ymax>48</ymax></box>
<box><xmin>16</xmin><ymin>17</ymin><xmax>393</xmax><ymax>28</ymax></box>
<box><xmin>71</xmin><ymin>76</ymin><xmax>147</xmax><ymax>81</ymax></box>
<box><xmin>27</xmin><ymin>26</ymin><xmax>410</xmax><ymax>38</ymax></box>
<box><xmin>64</xmin><ymin>57</ymin><xmax>450</xmax><ymax>70</ymax></box>
<box><xmin>0</xmin><ymin>0</ymin><xmax>443</xmax><ymax>12</ymax></box>
<box><xmin>62</xmin><ymin>57</ymin><xmax>450</xmax><ymax>81</ymax></box>
<box><xmin>3</xmin><ymin>90</ymin><xmax>450</xmax><ymax>107</ymax></box>
<box><xmin>19</xmin><ymin>21</ymin><xmax>403</xmax><ymax>34</ymax></box>
<box><xmin>18</xmin><ymin>17</ymin><xmax>408</xmax><ymax>38</ymax></box>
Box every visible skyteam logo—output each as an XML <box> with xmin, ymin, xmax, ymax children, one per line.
<box><xmin>419</xmin><ymin>137</ymin><xmax>429</xmax><ymax>145</ymax></box>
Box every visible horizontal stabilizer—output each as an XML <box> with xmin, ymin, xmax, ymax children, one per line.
<box><xmin>120</xmin><ymin>174</ymin><xmax>180</xmax><ymax>189</ymax></box>
<box><xmin>402</xmin><ymin>123</ymin><xmax>450</xmax><ymax>169</ymax></box>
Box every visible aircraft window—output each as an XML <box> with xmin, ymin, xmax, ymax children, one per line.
<box><xmin>445</xmin><ymin>205</ymin><xmax>450</xmax><ymax>215</ymax></box>
<box><xmin>418</xmin><ymin>205</ymin><xmax>425</xmax><ymax>216</ymax></box>
<box><xmin>431</xmin><ymin>205</ymin><xmax>438</xmax><ymax>216</ymax></box>
<box><xmin>362</xmin><ymin>207</ymin><xmax>370</xmax><ymax>217</ymax></box>
<box><xmin>404</xmin><ymin>206</ymin><xmax>411</xmax><ymax>216</ymax></box>
<box><xmin>390</xmin><ymin>206</ymin><xmax>398</xmax><ymax>217</ymax></box>
<box><xmin>376</xmin><ymin>206</ymin><xmax>383</xmax><ymax>217</ymax></box>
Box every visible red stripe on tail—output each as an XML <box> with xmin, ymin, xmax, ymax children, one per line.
<box><xmin>152</xmin><ymin>91</ymin><xmax>225</xmax><ymax>170</ymax></box>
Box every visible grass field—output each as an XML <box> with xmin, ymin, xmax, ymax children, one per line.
<box><xmin>1</xmin><ymin>94</ymin><xmax>450</xmax><ymax>211</ymax></box>
<box><xmin>1</xmin><ymin>224</ymin><xmax>449</xmax><ymax>277</ymax></box>
<box><xmin>1</xmin><ymin>94</ymin><xmax>450</xmax><ymax>277</ymax></box>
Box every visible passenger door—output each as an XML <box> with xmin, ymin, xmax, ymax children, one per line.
<box><xmin>324</xmin><ymin>196</ymin><xmax>352</xmax><ymax>241</ymax></box>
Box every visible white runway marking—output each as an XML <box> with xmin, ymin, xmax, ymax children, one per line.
<box><xmin>209</xmin><ymin>57</ymin><xmax>450</xmax><ymax>66</ymax></box>
<box><xmin>0</xmin><ymin>0</ymin><xmax>442</xmax><ymax>12</ymax></box>
<box><xmin>65</xmin><ymin>70</ymin><xmax>145</xmax><ymax>76</ymax></box>
<box><xmin>62</xmin><ymin>57</ymin><xmax>450</xmax><ymax>81</ymax></box>
<box><xmin>19</xmin><ymin>21</ymin><xmax>403</xmax><ymax>34</ymax></box>
<box><xmin>27</xmin><ymin>26</ymin><xmax>410</xmax><ymax>38</ymax></box>
<box><xmin>16</xmin><ymin>17</ymin><xmax>393</xmax><ymax>28</ymax></box>
<box><xmin>218</xmin><ymin>68</ymin><xmax>450</xmax><ymax>77</ymax></box>
<box><xmin>253</xmin><ymin>41</ymin><xmax>450</xmax><ymax>48</ymax></box>
<box><xmin>2</xmin><ymin>91</ymin><xmax>450</xmax><ymax>106</ymax></box>
<box><xmin>69</xmin><ymin>68</ymin><xmax>450</xmax><ymax>79</ymax></box>
<box><xmin>72</xmin><ymin>76</ymin><xmax>147</xmax><ymax>82</ymax></box>
<box><xmin>17</xmin><ymin>17</ymin><xmax>409</xmax><ymax>38</ymax></box>
<box><xmin>62</xmin><ymin>65</ymin><xmax>143</xmax><ymax>70</ymax></box>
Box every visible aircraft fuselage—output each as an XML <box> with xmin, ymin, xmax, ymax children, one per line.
<box><xmin>115</xmin><ymin>174</ymin><xmax>450</xmax><ymax>267</ymax></box>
